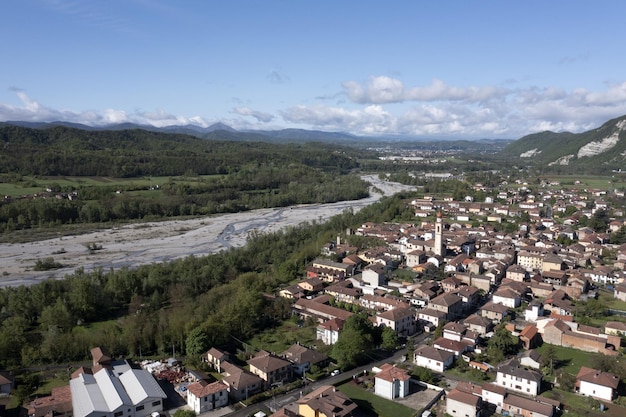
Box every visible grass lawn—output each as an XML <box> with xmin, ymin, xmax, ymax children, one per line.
<box><xmin>246</xmin><ymin>321</ymin><xmax>319</xmax><ymax>354</ymax></box>
<box><xmin>536</xmin><ymin>344</ymin><xmax>594</xmax><ymax>374</ymax></box>
<box><xmin>338</xmin><ymin>382</ymin><xmax>416</xmax><ymax>417</ymax></box>
<box><xmin>544</xmin><ymin>388</ymin><xmax>626</xmax><ymax>417</ymax></box>
<box><xmin>542</xmin><ymin>174</ymin><xmax>626</xmax><ymax>191</ymax></box>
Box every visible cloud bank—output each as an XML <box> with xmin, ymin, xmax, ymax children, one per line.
<box><xmin>2</xmin><ymin>78</ymin><xmax>626</xmax><ymax>139</ymax></box>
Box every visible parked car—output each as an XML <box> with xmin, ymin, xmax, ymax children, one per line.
<box><xmin>331</xmin><ymin>370</ymin><xmax>341</xmax><ymax>377</ymax></box>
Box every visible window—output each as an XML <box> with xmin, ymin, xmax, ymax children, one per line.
<box><xmin>136</xmin><ymin>406</ymin><xmax>144</xmax><ymax>412</ymax></box>
<box><xmin>152</xmin><ymin>400</ymin><xmax>161</xmax><ymax>407</ymax></box>
<box><xmin>114</xmin><ymin>413</ymin><xmax>123</xmax><ymax>417</ymax></box>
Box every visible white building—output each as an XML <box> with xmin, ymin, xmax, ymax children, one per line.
<box><xmin>495</xmin><ymin>359</ymin><xmax>542</xmax><ymax>396</ymax></box>
<box><xmin>374</xmin><ymin>363</ymin><xmax>410</xmax><ymax>400</ymax></box>
<box><xmin>576</xmin><ymin>367</ymin><xmax>619</xmax><ymax>402</ymax></box>
<box><xmin>316</xmin><ymin>318</ymin><xmax>345</xmax><ymax>345</ymax></box>
<box><xmin>70</xmin><ymin>366</ymin><xmax>166</xmax><ymax>417</ymax></box>
<box><xmin>446</xmin><ymin>389</ymin><xmax>481</xmax><ymax>417</ymax></box>
<box><xmin>524</xmin><ymin>302</ymin><xmax>544</xmax><ymax>322</ymax></box>
<box><xmin>413</xmin><ymin>345</ymin><xmax>455</xmax><ymax>373</ymax></box>
<box><xmin>186</xmin><ymin>380</ymin><xmax>229</xmax><ymax>413</ymax></box>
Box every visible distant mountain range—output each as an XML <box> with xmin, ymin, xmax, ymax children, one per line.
<box><xmin>1</xmin><ymin>120</ymin><xmax>513</xmax><ymax>145</ymax></box>
<box><xmin>2</xmin><ymin>120</ymin><xmax>363</xmax><ymax>143</ymax></box>
<box><xmin>500</xmin><ymin>114</ymin><xmax>626</xmax><ymax>172</ymax></box>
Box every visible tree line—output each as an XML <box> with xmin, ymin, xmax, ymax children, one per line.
<box><xmin>0</xmin><ymin>125</ymin><xmax>374</xmax><ymax>232</ymax></box>
<box><xmin>0</xmin><ymin>193</ymin><xmax>407</xmax><ymax>370</ymax></box>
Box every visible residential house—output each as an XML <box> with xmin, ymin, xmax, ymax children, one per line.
<box><xmin>298</xmin><ymin>277</ymin><xmax>324</xmax><ymax>293</ymax></box>
<box><xmin>492</xmin><ymin>287</ymin><xmax>522</xmax><ymax>309</ymax></box>
<box><xmin>495</xmin><ymin>358</ymin><xmax>542</xmax><ymax>396</ymax></box>
<box><xmin>296</xmin><ymin>385</ymin><xmax>357</xmax><ymax>417</ymax></box>
<box><xmin>605</xmin><ymin>321</ymin><xmax>626</xmax><ymax>336</ymax></box>
<box><xmin>462</xmin><ymin>314</ymin><xmax>493</xmax><ymax>337</ymax></box>
<box><xmin>27</xmin><ymin>385</ymin><xmax>72</xmax><ymax>417</ymax></box>
<box><xmin>442</xmin><ymin>322</ymin><xmax>469</xmax><ymax>342</ymax></box>
<box><xmin>308</xmin><ymin>259</ymin><xmax>354</xmax><ymax>281</ymax></box>
<box><xmin>481</xmin><ymin>383</ymin><xmax>506</xmax><ymax>409</ymax></box>
<box><xmin>359</xmin><ymin>294</ymin><xmax>409</xmax><ymax>311</ymax></box>
<box><xmin>278</xmin><ymin>284</ymin><xmax>305</xmax><ymax>299</ymax></box>
<box><xmin>520</xmin><ymin>350</ymin><xmax>542</xmax><ymax>370</ymax></box>
<box><xmin>544</xmin><ymin>290</ymin><xmax>575</xmax><ymax>316</ymax></box>
<box><xmin>479</xmin><ymin>302</ymin><xmax>509</xmax><ymax>324</ymax></box>
<box><xmin>446</xmin><ymin>388</ymin><xmax>482</xmax><ymax>417</ymax></box>
<box><xmin>441</xmin><ymin>276</ymin><xmax>465</xmax><ymax>293</ymax></box>
<box><xmin>454</xmin><ymin>285</ymin><xmax>481</xmax><ymax>311</ymax></box>
<box><xmin>206</xmin><ymin>348</ymin><xmax>230</xmax><ymax>373</ymax></box>
<box><xmin>282</xmin><ymin>344</ymin><xmax>329</xmax><ymax>376</ymax></box>
<box><xmin>517</xmin><ymin>248</ymin><xmax>546</xmax><ymax>271</ymax></box>
<box><xmin>413</xmin><ymin>345</ymin><xmax>455</xmax><ymax>372</ymax></box>
<box><xmin>0</xmin><ymin>371</ymin><xmax>12</xmax><ymax>395</ymax></box>
<box><xmin>506</xmin><ymin>264</ymin><xmax>528</xmax><ymax>282</ymax></box>
<box><xmin>374</xmin><ymin>363</ymin><xmax>410</xmax><ymax>400</ymax></box>
<box><xmin>433</xmin><ymin>337</ymin><xmax>473</xmax><ymax>358</ymax></box>
<box><xmin>429</xmin><ymin>292</ymin><xmax>464</xmax><ymax>320</ymax></box>
<box><xmin>316</xmin><ymin>318</ymin><xmax>345</xmax><ymax>345</ymax></box>
<box><xmin>186</xmin><ymin>380</ymin><xmax>229</xmax><ymax>414</ymax></box>
<box><xmin>325</xmin><ymin>282</ymin><xmax>361</xmax><ymax>305</ymax></box>
<box><xmin>541</xmin><ymin>271</ymin><xmax>567</xmax><ymax>287</ymax></box>
<box><xmin>417</xmin><ymin>308</ymin><xmax>448</xmax><ymax>329</ymax></box>
<box><xmin>376</xmin><ymin>306</ymin><xmax>417</xmax><ymax>337</ymax></box>
<box><xmin>519</xmin><ymin>325</ymin><xmax>540</xmax><ymax>350</ymax></box>
<box><xmin>542</xmin><ymin>254</ymin><xmax>565</xmax><ymax>273</ymax></box>
<box><xmin>247</xmin><ymin>351</ymin><xmax>293</xmax><ymax>389</ymax></box>
<box><xmin>406</xmin><ymin>250</ymin><xmax>427</xmax><ymax>268</ymax></box>
<box><xmin>613</xmin><ymin>282</ymin><xmax>626</xmax><ymax>302</ymax></box>
<box><xmin>413</xmin><ymin>281</ymin><xmax>441</xmax><ymax>301</ymax></box>
<box><xmin>524</xmin><ymin>302</ymin><xmax>544</xmax><ymax>322</ymax></box>
<box><xmin>362</xmin><ymin>264</ymin><xmax>387</xmax><ymax>287</ymax></box>
<box><xmin>220</xmin><ymin>362</ymin><xmax>263</xmax><ymax>402</ymax></box>
<box><xmin>576</xmin><ymin>366</ymin><xmax>620</xmax><ymax>402</ymax></box>
<box><xmin>294</xmin><ymin>298</ymin><xmax>353</xmax><ymax>323</ymax></box>
<box><xmin>502</xmin><ymin>393</ymin><xmax>554</xmax><ymax>417</ymax></box>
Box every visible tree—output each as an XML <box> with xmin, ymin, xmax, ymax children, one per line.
<box><xmin>380</xmin><ymin>326</ymin><xmax>399</xmax><ymax>350</ymax></box>
<box><xmin>185</xmin><ymin>327</ymin><xmax>209</xmax><ymax>357</ymax></box>
<box><xmin>487</xmin><ymin>324</ymin><xmax>518</xmax><ymax>362</ymax></box>
<box><xmin>412</xmin><ymin>366</ymin><xmax>434</xmax><ymax>383</ymax></box>
<box><xmin>556</xmin><ymin>370</ymin><xmax>576</xmax><ymax>391</ymax></box>
<box><xmin>541</xmin><ymin>345</ymin><xmax>558</xmax><ymax>375</ymax></box>
<box><xmin>173</xmin><ymin>410</ymin><xmax>196</xmax><ymax>417</ymax></box>
<box><xmin>332</xmin><ymin>313</ymin><xmax>376</xmax><ymax>370</ymax></box>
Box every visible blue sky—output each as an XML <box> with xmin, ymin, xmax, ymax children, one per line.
<box><xmin>2</xmin><ymin>0</ymin><xmax>626</xmax><ymax>139</ymax></box>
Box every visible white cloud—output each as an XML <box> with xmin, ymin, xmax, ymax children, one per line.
<box><xmin>343</xmin><ymin>76</ymin><xmax>508</xmax><ymax>104</ymax></box>
<box><xmin>2</xmin><ymin>79</ymin><xmax>626</xmax><ymax>139</ymax></box>
<box><xmin>232</xmin><ymin>107</ymin><xmax>274</xmax><ymax>123</ymax></box>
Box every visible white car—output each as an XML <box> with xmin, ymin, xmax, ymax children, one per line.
<box><xmin>330</xmin><ymin>370</ymin><xmax>341</xmax><ymax>377</ymax></box>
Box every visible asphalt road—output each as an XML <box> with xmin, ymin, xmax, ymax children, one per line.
<box><xmin>218</xmin><ymin>332</ymin><xmax>431</xmax><ymax>417</ymax></box>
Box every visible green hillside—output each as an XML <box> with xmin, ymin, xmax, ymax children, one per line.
<box><xmin>499</xmin><ymin>114</ymin><xmax>626</xmax><ymax>173</ymax></box>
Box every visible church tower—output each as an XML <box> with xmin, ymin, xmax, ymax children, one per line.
<box><xmin>434</xmin><ymin>212</ymin><xmax>444</xmax><ymax>256</ymax></box>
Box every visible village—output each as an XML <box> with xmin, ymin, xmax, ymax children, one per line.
<box><xmin>16</xmin><ymin>178</ymin><xmax>626</xmax><ymax>417</ymax></box>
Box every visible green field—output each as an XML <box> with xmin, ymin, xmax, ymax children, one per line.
<box><xmin>536</xmin><ymin>343</ymin><xmax>594</xmax><ymax>374</ymax></box>
<box><xmin>246</xmin><ymin>320</ymin><xmax>320</xmax><ymax>355</ymax></box>
<box><xmin>338</xmin><ymin>382</ymin><xmax>416</xmax><ymax>417</ymax></box>
<box><xmin>0</xmin><ymin>174</ymin><xmax>224</xmax><ymax>197</ymax></box>
<box><xmin>542</xmin><ymin>174</ymin><xmax>626</xmax><ymax>191</ymax></box>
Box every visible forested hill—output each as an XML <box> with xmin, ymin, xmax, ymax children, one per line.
<box><xmin>0</xmin><ymin>124</ymin><xmax>370</xmax><ymax>177</ymax></box>
<box><xmin>499</xmin><ymin>114</ymin><xmax>626</xmax><ymax>173</ymax></box>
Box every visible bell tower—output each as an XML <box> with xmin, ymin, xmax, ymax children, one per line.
<box><xmin>434</xmin><ymin>212</ymin><xmax>444</xmax><ymax>256</ymax></box>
